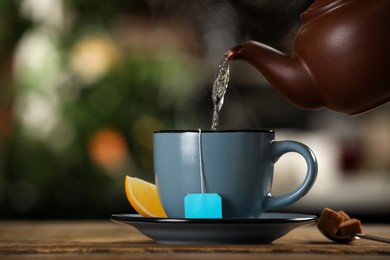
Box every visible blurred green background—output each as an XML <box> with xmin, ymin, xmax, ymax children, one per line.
<box><xmin>1</xmin><ymin>0</ymin><xmax>212</xmax><ymax>218</ymax></box>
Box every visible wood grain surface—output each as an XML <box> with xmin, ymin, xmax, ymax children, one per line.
<box><xmin>0</xmin><ymin>221</ymin><xmax>389</xmax><ymax>259</ymax></box>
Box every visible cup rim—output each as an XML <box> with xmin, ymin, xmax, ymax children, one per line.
<box><xmin>154</xmin><ymin>129</ymin><xmax>275</xmax><ymax>133</ymax></box>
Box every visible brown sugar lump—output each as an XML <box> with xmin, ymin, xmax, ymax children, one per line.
<box><xmin>337</xmin><ymin>218</ymin><xmax>363</xmax><ymax>237</ymax></box>
<box><xmin>318</xmin><ymin>208</ymin><xmax>364</xmax><ymax>239</ymax></box>
<box><xmin>337</xmin><ymin>210</ymin><xmax>351</xmax><ymax>222</ymax></box>
<box><xmin>317</xmin><ymin>208</ymin><xmax>344</xmax><ymax>235</ymax></box>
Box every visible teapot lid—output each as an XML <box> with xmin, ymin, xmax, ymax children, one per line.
<box><xmin>301</xmin><ymin>0</ymin><xmax>349</xmax><ymax>23</ymax></box>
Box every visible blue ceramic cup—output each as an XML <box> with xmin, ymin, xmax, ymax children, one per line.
<box><xmin>153</xmin><ymin>130</ymin><xmax>317</xmax><ymax>218</ymax></box>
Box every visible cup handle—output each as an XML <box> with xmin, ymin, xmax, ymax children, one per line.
<box><xmin>262</xmin><ymin>140</ymin><xmax>318</xmax><ymax>211</ymax></box>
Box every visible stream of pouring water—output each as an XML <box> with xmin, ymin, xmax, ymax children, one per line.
<box><xmin>211</xmin><ymin>57</ymin><xmax>230</xmax><ymax>130</ymax></box>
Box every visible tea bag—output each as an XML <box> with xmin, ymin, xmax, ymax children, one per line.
<box><xmin>184</xmin><ymin>129</ymin><xmax>222</xmax><ymax>218</ymax></box>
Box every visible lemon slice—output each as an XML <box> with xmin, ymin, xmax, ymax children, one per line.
<box><xmin>124</xmin><ymin>176</ymin><xmax>167</xmax><ymax>218</ymax></box>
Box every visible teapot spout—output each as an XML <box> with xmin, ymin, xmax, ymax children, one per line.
<box><xmin>225</xmin><ymin>40</ymin><xmax>324</xmax><ymax>110</ymax></box>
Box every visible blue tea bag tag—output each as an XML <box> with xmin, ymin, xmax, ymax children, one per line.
<box><xmin>184</xmin><ymin>193</ymin><xmax>222</xmax><ymax>219</ymax></box>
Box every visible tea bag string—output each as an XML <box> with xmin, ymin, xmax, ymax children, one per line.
<box><xmin>198</xmin><ymin>129</ymin><xmax>205</xmax><ymax>194</ymax></box>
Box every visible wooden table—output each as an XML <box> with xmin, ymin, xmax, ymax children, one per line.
<box><xmin>0</xmin><ymin>220</ymin><xmax>389</xmax><ymax>259</ymax></box>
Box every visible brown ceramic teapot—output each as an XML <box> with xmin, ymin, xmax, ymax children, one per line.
<box><xmin>226</xmin><ymin>0</ymin><xmax>390</xmax><ymax>115</ymax></box>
